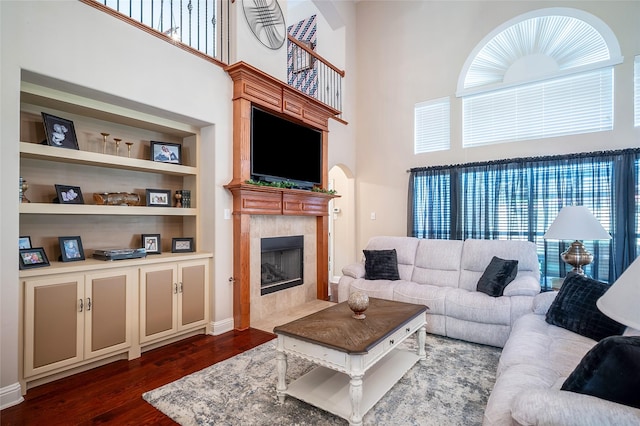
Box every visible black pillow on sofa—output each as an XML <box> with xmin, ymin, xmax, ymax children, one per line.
<box><xmin>545</xmin><ymin>273</ymin><xmax>625</xmax><ymax>341</ymax></box>
<box><xmin>561</xmin><ymin>335</ymin><xmax>640</xmax><ymax>409</ymax></box>
<box><xmin>363</xmin><ymin>249</ymin><xmax>400</xmax><ymax>280</ymax></box>
<box><xmin>476</xmin><ymin>256</ymin><xmax>518</xmax><ymax>297</ymax></box>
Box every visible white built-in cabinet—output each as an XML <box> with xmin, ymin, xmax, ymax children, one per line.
<box><xmin>18</xmin><ymin>79</ymin><xmax>213</xmax><ymax>393</ymax></box>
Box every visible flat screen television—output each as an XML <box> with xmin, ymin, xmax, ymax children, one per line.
<box><xmin>250</xmin><ymin>106</ymin><xmax>322</xmax><ymax>189</ymax></box>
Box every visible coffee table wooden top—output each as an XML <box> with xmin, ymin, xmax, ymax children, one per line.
<box><xmin>273</xmin><ymin>298</ymin><xmax>427</xmax><ymax>354</ymax></box>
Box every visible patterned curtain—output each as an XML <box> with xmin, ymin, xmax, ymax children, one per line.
<box><xmin>408</xmin><ymin>149</ymin><xmax>640</xmax><ymax>284</ymax></box>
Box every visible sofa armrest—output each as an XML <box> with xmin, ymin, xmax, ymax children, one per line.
<box><xmin>532</xmin><ymin>291</ymin><xmax>558</xmax><ymax>314</ymax></box>
<box><xmin>342</xmin><ymin>263</ymin><xmax>365</xmax><ymax>279</ymax></box>
<box><xmin>511</xmin><ymin>389</ymin><xmax>640</xmax><ymax>426</ymax></box>
<box><xmin>503</xmin><ymin>275</ymin><xmax>540</xmax><ymax>297</ymax></box>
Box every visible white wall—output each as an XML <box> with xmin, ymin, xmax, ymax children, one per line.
<box><xmin>0</xmin><ymin>0</ymin><xmax>235</xmax><ymax>407</ymax></box>
<box><xmin>353</xmin><ymin>0</ymin><xmax>640</xmax><ymax>254</ymax></box>
<box><xmin>0</xmin><ymin>0</ymin><xmax>357</xmax><ymax>408</ymax></box>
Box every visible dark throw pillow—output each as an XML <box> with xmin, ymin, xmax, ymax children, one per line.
<box><xmin>476</xmin><ymin>256</ymin><xmax>519</xmax><ymax>297</ymax></box>
<box><xmin>561</xmin><ymin>335</ymin><xmax>640</xmax><ymax>408</ymax></box>
<box><xmin>546</xmin><ymin>273</ymin><xmax>625</xmax><ymax>341</ymax></box>
<box><xmin>363</xmin><ymin>249</ymin><xmax>400</xmax><ymax>280</ymax></box>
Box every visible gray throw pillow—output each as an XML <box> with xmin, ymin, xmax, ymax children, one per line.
<box><xmin>476</xmin><ymin>256</ymin><xmax>518</xmax><ymax>297</ymax></box>
<box><xmin>363</xmin><ymin>249</ymin><xmax>400</xmax><ymax>280</ymax></box>
<box><xmin>545</xmin><ymin>273</ymin><xmax>625</xmax><ymax>341</ymax></box>
<box><xmin>562</xmin><ymin>335</ymin><xmax>640</xmax><ymax>408</ymax></box>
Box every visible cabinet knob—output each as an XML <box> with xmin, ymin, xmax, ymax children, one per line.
<box><xmin>87</xmin><ymin>297</ymin><xmax>92</xmax><ymax>311</ymax></box>
<box><xmin>389</xmin><ymin>339</ymin><xmax>395</xmax><ymax>345</ymax></box>
<box><xmin>79</xmin><ymin>299</ymin><xmax>83</xmax><ymax>312</ymax></box>
<box><xmin>179</xmin><ymin>282</ymin><xmax>183</xmax><ymax>293</ymax></box>
<box><xmin>174</xmin><ymin>283</ymin><xmax>178</xmax><ymax>294</ymax></box>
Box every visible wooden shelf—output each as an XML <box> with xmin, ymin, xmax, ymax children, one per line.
<box><xmin>20</xmin><ymin>142</ymin><xmax>197</xmax><ymax>176</ymax></box>
<box><xmin>19</xmin><ymin>252</ymin><xmax>213</xmax><ymax>278</ymax></box>
<box><xmin>20</xmin><ymin>203</ymin><xmax>196</xmax><ymax>216</ymax></box>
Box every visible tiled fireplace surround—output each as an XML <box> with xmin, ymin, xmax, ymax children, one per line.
<box><xmin>250</xmin><ymin>215</ymin><xmax>317</xmax><ymax>324</ymax></box>
<box><xmin>225</xmin><ymin>62</ymin><xmax>339</xmax><ymax>329</ymax></box>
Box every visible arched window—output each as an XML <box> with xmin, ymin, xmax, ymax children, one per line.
<box><xmin>457</xmin><ymin>8</ymin><xmax>623</xmax><ymax>147</ymax></box>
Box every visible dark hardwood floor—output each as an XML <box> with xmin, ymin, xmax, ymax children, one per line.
<box><xmin>0</xmin><ymin>329</ymin><xmax>276</xmax><ymax>426</ymax></box>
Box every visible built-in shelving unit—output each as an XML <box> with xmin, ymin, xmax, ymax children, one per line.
<box><xmin>17</xmin><ymin>77</ymin><xmax>212</xmax><ymax>394</ymax></box>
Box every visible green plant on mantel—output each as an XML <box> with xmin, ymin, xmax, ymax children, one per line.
<box><xmin>244</xmin><ymin>179</ymin><xmax>337</xmax><ymax>195</ymax></box>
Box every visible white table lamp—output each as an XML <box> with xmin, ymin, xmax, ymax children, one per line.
<box><xmin>543</xmin><ymin>206</ymin><xmax>611</xmax><ymax>275</ymax></box>
<box><xmin>597</xmin><ymin>257</ymin><xmax>640</xmax><ymax>330</ymax></box>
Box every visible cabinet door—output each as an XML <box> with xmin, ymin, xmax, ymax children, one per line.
<box><xmin>84</xmin><ymin>269</ymin><xmax>135</xmax><ymax>359</ymax></box>
<box><xmin>139</xmin><ymin>264</ymin><xmax>178</xmax><ymax>343</ymax></box>
<box><xmin>178</xmin><ymin>260</ymin><xmax>209</xmax><ymax>330</ymax></box>
<box><xmin>24</xmin><ymin>275</ymin><xmax>84</xmax><ymax>377</ymax></box>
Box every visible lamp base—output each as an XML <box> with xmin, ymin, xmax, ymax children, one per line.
<box><xmin>561</xmin><ymin>240</ymin><xmax>594</xmax><ymax>275</ymax></box>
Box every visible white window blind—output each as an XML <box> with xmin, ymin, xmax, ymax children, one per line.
<box><xmin>414</xmin><ymin>97</ymin><xmax>450</xmax><ymax>153</ymax></box>
<box><xmin>635</xmin><ymin>56</ymin><xmax>640</xmax><ymax>127</ymax></box>
<box><xmin>463</xmin><ymin>68</ymin><xmax>614</xmax><ymax>147</ymax></box>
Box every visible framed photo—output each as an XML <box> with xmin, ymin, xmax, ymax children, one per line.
<box><xmin>146</xmin><ymin>189</ymin><xmax>172</xmax><ymax>207</ymax></box>
<box><xmin>55</xmin><ymin>184</ymin><xmax>84</xmax><ymax>204</ymax></box>
<box><xmin>150</xmin><ymin>141</ymin><xmax>182</xmax><ymax>165</ymax></box>
<box><xmin>19</xmin><ymin>236</ymin><xmax>32</xmax><ymax>250</ymax></box>
<box><xmin>141</xmin><ymin>234</ymin><xmax>161</xmax><ymax>254</ymax></box>
<box><xmin>58</xmin><ymin>236</ymin><xmax>85</xmax><ymax>262</ymax></box>
<box><xmin>41</xmin><ymin>112</ymin><xmax>79</xmax><ymax>150</ymax></box>
<box><xmin>172</xmin><ymin>237</ymin><xmax>194</xmax><ymax>253</ymax></box>
<box><xmin>19</xmin><ymin>247</ymin><xmax>50</xmax><ymax>270</ymax></box>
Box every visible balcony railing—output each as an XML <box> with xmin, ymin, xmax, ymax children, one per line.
<box><xmin>80</xmin><ymin>0</ymin><xmax>344</xmax><ymax>118</ymax></box>
<box><xmin>288</xmin><ymin>35</ymin><xmax>345</xmax><ymax>121</ymax></box>
<box><xmin>82</xmin><ymin>0</ymin><xmax>228</xmax><ymax>64</ymax></box>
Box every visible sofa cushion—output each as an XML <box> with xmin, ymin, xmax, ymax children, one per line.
<box><xmin>411</xmin><ymin>239</ymin><xmax>463</xmax><ymax>288</ymax></box>
<box><xmin>392</xmin><ymin>281</ymin><xmax>452</xmax><ymax>315</ymax></box>
<box><xmin>364</xmin><ymin>236</ymin><xmax>419</xmax><ymax>281</ymax></box>
<box><xmin>476</xmin><ymin>256</ymin><xmax>518</xmax><ymax>297</ymax></box>
<box><xmin>349</xmin><ymin>278</ymin><xmax>403</xmax><ymax>300</ymax></box>
<box><xmin>363</xmin><ymin>249</ymin><xmax>400</xmax><ymax>280</ymax></box>
<box><xmin>446</xmin><ymin>288</ymin><xmax>511</xmax><ymax>325</ymax></box>
<box><xmin>562</xmin><ymin>335</ymin><xmax>640</xmax><ymax>409</ymax></box>
<box><xmin>546</xmin><ymin>273</ymin><xmax>626</xmax><ymax>341</ymax></box>
<box><xmin>458</xmin><ymin>239</ymin><xmax>540</xmax><ymax>292</ymax></box>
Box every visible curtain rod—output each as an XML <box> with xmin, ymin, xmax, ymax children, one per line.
<box><xmin>407</xmin><ymin>147</ymin><xmax>640</xmax><ymax>173</ymax></box>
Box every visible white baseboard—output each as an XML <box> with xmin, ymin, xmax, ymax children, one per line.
<box><xmin>0</xmin><ymin>382</ymin><xmax>24</xmax><ymax>410</ymax></box>
<box><xmin>210</xmin><ymin>317</ymin><xmax>234</xmax><ymax>335</ymax></box>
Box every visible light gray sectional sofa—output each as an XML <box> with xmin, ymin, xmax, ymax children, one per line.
<box><xmin>337</xmin><ymin>236</ymin><xmax>541</xmax><ymax>348</ymax></box>
<box><xmin>484</xmin><ymin>291</ymin><xmax>640</xmax><ymax>425</ymax></box>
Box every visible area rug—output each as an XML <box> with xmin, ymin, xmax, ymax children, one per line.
<box><xmin>143</xmin><ymin>334</ymin><xmax>501</xmax><ymax>425</ymax></box>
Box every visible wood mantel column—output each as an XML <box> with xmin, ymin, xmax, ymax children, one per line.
<box><xmin>225</xmin><ymin>62</ymin><xmax>340</xmax><ymax>331</ymax></box>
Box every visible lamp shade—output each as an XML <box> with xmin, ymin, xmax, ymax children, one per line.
<box><xmin>597</xmin><ymin>257</ymin><xmax>640</xmax><ymax>330</ymax></box>
<box><xmin>543</xmin><ymin>206</ymin><xmax>611</xmax><ymax>241</ymax></box>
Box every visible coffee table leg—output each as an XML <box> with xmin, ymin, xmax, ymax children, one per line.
<box><xmin>417</xmin><ymin>325</ymin><xmax>426</xmax><ymax>360</ymax></box>
<box><xmin>276</xmin><ymin>349</ymin><xmax>288</xmax><ymax>403</ymax></box>
<box><xmin>349</xmin><ymin>373</ymin><xmax>364</xmax><ymax>425</ymax></box>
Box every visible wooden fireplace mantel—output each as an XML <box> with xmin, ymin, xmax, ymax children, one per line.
<box><xmin>225</xmin><ymin>62</ymin><xmax>340</xmax><ymax>330</ymax></box>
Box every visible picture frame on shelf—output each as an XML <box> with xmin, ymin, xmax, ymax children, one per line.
<box><xmin>19</xmin><ymin>247</ymin><xmax>50</xmax><ymax>270</ymax></box>
<box><xmin>19</xmin><ymin>236</ymin><xmax>32</xmax><ymax>250</ymax></box>
<box><xmin>150</xmin><ymin>141</ymin><xmax>182</xmax><ymax>165</ymax></box>
<box><xmin>141</xmin><ymin>234</ymin><xmax>161</xmax><ymax>254</ymax></box>
<box><xmin>55</xmin><ymin>184</ymin><xmax>84</xmax><ymax>204</ymax></box>
<box><xmin>146</xmin><ymin>189</ymin><xmax>172</xmax><ymax>207</ymax></box>
<box><xmin>58</xmin><ymin>236</ymin><xmax>85</xmax><ymax>262</ymax></box>
<box><xmin>41</xmin><ymin>112</ymin><xmax>79</xmax><ymax>150</ymax></box>
<box><xmin>172</xmin><ymin>237</ymin><xmax>194</xmax><ymax>253</ymax></box>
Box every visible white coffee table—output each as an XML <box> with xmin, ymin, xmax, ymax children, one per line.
<box><xmin>274</xmin><ymin>298</ymin><xmax>427</xmax><ymax>425</ymax></box>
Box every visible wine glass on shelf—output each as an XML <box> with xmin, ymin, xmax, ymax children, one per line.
<box><xmin>125</xmin><ymin>142</ymin><xmax>134</xmax><ymax>158</ymax></box>
<box><xmin>114</xmin><ymin>138</ymin><xmax>121</xmax><ymax>156</ymax></box>
<box><xmin>100</xmin><ymin>132</ymin><xmax>109</xmax><ymax>154</ymax></box>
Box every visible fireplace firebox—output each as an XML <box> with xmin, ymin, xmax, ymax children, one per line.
<box><xmin>260</xmin><ymin>236</ymin><xmax>304</xmax><ymax>295</ymax></box>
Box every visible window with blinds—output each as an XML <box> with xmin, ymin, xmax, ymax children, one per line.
<box><xmin>457</xmin><ymin>9</ymin><xmax>622</xmax><ymax>147</ymax></box>
<box><xmin>463</xmin><ymin>68</ymin><xmax>614</xmax><ymax>147</ymax></box>
<box><xmin>409</xmin><ymin>150</ymin><xmax>640</xmax><ymax>283</ymax></box>
<box><xmin>633</xmin><ymin>56</ymin><xmax>640</xmax><ymax>127</ymax></box>
<box><xmin>414</xmin><ymin>97</ymin><xmax>450</xmax><ymax>154</ymax></box>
